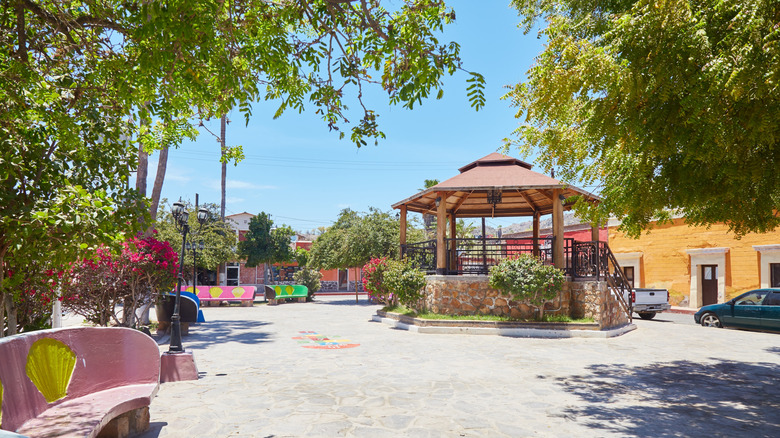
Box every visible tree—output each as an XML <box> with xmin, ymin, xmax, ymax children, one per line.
<box><xmin>155</xmin><ymin>201</ymin><xmax>238</xmax><ymax>280</ymax></box>
<box><xmin>3</xmin><ymin>1</ymin><xmax>485</xmax><ymax>333</ymax></box>
<box><xmin>238</xmin><ymin>212</ymin><xmax>295</xmax><ymax>283</ymax></box>
<box><xmin>506</xmin><ymin>0</ymin><xmax>780</xmax><ymax>237</ymax></box>
<box><xmin>310</xmin><ymin>208</ymin><xmax>402</xmax><ymax>300</ymax></box>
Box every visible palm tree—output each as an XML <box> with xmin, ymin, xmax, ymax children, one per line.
<box><xmin>419</xmin><ymin>179</ymin><xmax>439</xmax><ymax>238</ymax></box>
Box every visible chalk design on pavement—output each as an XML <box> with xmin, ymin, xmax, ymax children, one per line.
<box><xmin>293</xmin><ymin>331</ymin><xmax>360</xmax><ymax>349</ymax></box>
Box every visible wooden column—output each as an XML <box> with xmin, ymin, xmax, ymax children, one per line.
<box><xmin>532</xmin><ymin>211</ymin><xmax>540</xmax><ymax>257</ymax></box>
<box><xmin>481</xmin><ymin>217</ymin><xmax>487</xmax><ymax>274</ymax></box>
<box><xmin>552</xmin><ymin>189</ymin><xmax>564</xmax><ymax>269</ymax></box>
<box><xmin>449</xmin><ymin>213</ymin><xmax>457</xmax><ymax>271</ymax></box>
<box><xmin>591</xmin><ymin>220</ymin><xmax>601</xmax><ymax>280</ymax></box>
<box><xmin>399</xmin><ymin>206</ymin><xmax>407</xmax><ymax>259</ymax></box>
<box><xmin>436</xmin><ymin>191</ymin><xmax>447</xmax><ymax>275</ymax></box>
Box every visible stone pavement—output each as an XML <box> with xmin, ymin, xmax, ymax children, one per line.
<box><xmin>138</xmin><ymin>296</ymin><xmax>780</xmax><ymax>438</ymax></box>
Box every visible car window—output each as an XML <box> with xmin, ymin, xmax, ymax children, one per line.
<box><xmin>763</xmin><ymin>293</ymin><xmax>780</xmax><ymax>306</ymax></box>
<box><xmin>735</xmin><ymin>290</ymin><xmax>769</xmax><ymax>305</ymax></box>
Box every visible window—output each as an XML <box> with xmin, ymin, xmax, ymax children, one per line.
<box><xmin>771</xmin><ymin>263</ymin><xmax>780</xmax><ymax>288</ymax></box>
<box><xmin>764</xmin><ymin>293</ymin><xmax>780</xmax><ymax>306</ymax></box>
<box><xmin>704</xmin><ymin>266</ymin><xmax>715</xmax><ymax>280</ymax></box>
<box><xmin>735</xmin><ymin>290</ymin><xmax>769</xmax><ymax>306</ymax></box>
<box><xmin>623</xmin><ymin>266</ymin><xmax>635</xmax><ymax>288</ymax></box>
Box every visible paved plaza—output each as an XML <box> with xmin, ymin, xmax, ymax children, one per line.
<box><xmin>138</xmin><ymin>296</ymin><xmax>779</xmax><ymax>437</ymax></box>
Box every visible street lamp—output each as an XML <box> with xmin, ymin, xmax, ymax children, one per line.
<box><xmin>186</xmin><ymin>239</ymin><xmax>205</xmax><ymax>291</ymax></box>
<box><xmin>169</xmin><ymin>198</ymin><xmax>209</xmax><ymax>353</ymax></box>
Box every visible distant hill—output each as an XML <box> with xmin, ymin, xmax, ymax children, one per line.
<box><xmin>483</xmin><ymin>212</ymin><xmax>584</xmax><ymax>237</ymax></box>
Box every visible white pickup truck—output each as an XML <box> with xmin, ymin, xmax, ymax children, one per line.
<box><xmin>624</xmin><ymin>288</ymin><xmax>671</xmax><ymax>320</ymax></box>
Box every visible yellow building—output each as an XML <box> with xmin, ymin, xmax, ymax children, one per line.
<box><xmin>608</xmin><ymin>218</ymin><xmax>780</xmax><ymax>308</ymax></box>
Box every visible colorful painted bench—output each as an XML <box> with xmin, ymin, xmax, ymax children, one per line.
<box><xmin>0</xmin><ymin>327</ymin><xmax>160</xmax><ymax>438</ymax></box>
<box><xmin>269</xmin><ymin>285</ymin><xmax>309</xmax><ymax>305</ymax></box>
<box><xmin>187</xmin><ymin>285</ymin><xmax>256</xmax><ymax>307</ymax></box>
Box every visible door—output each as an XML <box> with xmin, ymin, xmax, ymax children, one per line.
<box><xmin>701</xmin><ymin>265</ymin><xmax>718</xmax><ymax>305</ymax></box>
<box><xmin>338</xmin><ymin>269</ymin><xmax>348</xmax><ymax>290</ymax></box>
<box><xmin>226</xmin><ymin>263</ymin><xmax>239</xmax><ymax>286</ymax></box>
<box><xmin>761</xmin><ymin>291</ymin><xmax>780</xmax><ymax>331</ymax></box>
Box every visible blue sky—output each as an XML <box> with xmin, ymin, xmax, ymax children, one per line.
<box><xmin>150</xmin><ymin>1</ymin><xmax>548</xmax><ymax>233</ymax></box>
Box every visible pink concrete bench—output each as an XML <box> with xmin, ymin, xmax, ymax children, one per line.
<box><xmin>189</xmin><ymin>285</ymin><xmax>256</xmax><ymax>307</ymax></box>
<box><xmin>0</xmin><ymin>327</ymin><xmax>160</xmax><ymax>438</ymax></box>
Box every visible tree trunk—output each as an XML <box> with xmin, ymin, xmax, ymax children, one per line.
<box><xmin>4</xmin><ymin>292</ymin><xmax>17</xmax><ymax>335</ymax></box>
<box><xmin>353</xmin><ymin>267</ymin><xmax>359</xmax><ymax>303</ymax></box>
<box><xmin>220</xmin><ymin>114</ymin><xmax>227</xmax><ymax>220</ymax></box>
<box><xmin>137</xmin><ymin>143</ymin><xmax>148</xmax><ymax>197</ymax></box>
<box><xmin>149</xmin><ymin>145</ymin><xmax>169</xmax><ymax>224</ymax></box>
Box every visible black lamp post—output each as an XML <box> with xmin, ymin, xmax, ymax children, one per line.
<box><xmin>186</xmin><ymin>239</ymin><xmax>205</xmax><ymax>291</ymax></box>
<box><xmin>169</xmin><ymin>198</ymin><xmax>208</xmax><ymax>353</ymax></box>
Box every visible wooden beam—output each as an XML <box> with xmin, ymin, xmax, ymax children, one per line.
<box><xmin>451</xmin><ymin>191</ymin><xmax>472</xmax><ymax>215</ymax></box>
<box><xmin>537</xmin><ymin>189</ymin><xmax>555</xmax><ymax>201</ymax></box>
<box><xmin>449</xmin><ymin>213</ymin><xmax>457</xmax><ymax>271</ymax></box>
<box><xmin>552</xmin><ymin>188</ymin><xmax>564</xmax><ymax>269</ymax></box>
<box><xmin>399</xmin><ymin>206</ymin><xmax>407</xmax><ymax>259</ymax></box>
<box><xmin>518</xmin><ymin>190</ymin><xmax>540</xmax><ymax>213</ymax></box>
<box><xmin>591</xmin><ymin>220</ymin><xmax>600</xmax><ymax>242</ymax></box>
<box><xmin>533</xmin><ymin>211</ymin><xmax>540</xmax><ymax>258</ymax></box>
<box><xmin>436</xmin><ymin>191</ymin><xmax>447</xmax><ymax>274</ymax></box>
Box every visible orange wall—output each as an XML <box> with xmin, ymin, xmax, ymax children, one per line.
<box><xmin>609</xmin><ymin>218</ymin><xmax>780</xmax><ymax>304</ymax></box>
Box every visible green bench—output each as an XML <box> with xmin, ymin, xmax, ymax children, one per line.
<box><xmin>269</xmin><ymin>285</ymin><xmax>309</xmax><ymax>305</ymax></box>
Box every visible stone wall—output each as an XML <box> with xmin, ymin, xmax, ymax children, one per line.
<box><xmin>423</xmin><ymin>276</ymin><xmax>629</xmax><ymax>329</ymax></box>
<box><xmin>320</xmin><ymin>281</ymin><xmax>338</xmax><ymax>291</ymax></box>
<box><xmin>423</xmin><ymin>275</ymin><xmax>569</xmax><ymax>321</ymax></box>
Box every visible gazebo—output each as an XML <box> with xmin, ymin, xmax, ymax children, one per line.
<box><xmin>392</xmin><ymin>153</ymin><xmax>602</xmax><ymax>276</ymax></box>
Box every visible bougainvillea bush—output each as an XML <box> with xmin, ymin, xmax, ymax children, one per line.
<box><xmin>2</xmin><ymin>262</ymin><xmax>61</xmax><ymax>334</ymax></box>
<box><xmin>61</xmin><ymin>235</ymin><xmax>178</xmax><ymax>327</ymax></box>
<box><xmin>362</xmin><ymin>258</ymin><xmax>394</xmax><ymax>306</ymax></box>
<box><xmin>488</xmin><ymin>255</ymin><xmax>565</xmax><ymax>313</ymax></box>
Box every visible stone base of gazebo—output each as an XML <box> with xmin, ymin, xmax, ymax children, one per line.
<box><xmin>423</xmin><ymin>276</ymin><xmax>629</xmax><ymax>330</ymax></box>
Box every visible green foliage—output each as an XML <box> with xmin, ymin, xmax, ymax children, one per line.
<box><xmin>1</xmin><ymin>0</ymin><xmax>485</xmax><ymax>333</ymax></box>
<box><xmin>506</xmin><ymin>0</ymin><xmax>780</xmax><ymax>236</ymax></box>
<box><xmin>294</xmin><ymin>248</ymin><xmax>310</xmax><ymax>268</ymax></box>
<box><xmin>310</xmin><ymin>208</ymin><xmax>399</xmax><ymax>270</ymax></box>
<box><xmin>292</xmin><ymin>268</ymin><xmax>322</xmax><ymax>300</ymax></box>
<box><xmin>488</xmin><ymin>255</ymin><xmax>565</xmax><ymax>308</ymax></box>
<box><xmin>238</xmin><ymin>212</ymin><xmax>294</xmax><ymax>268</ymax></box>
<box><xmin>155</xmin><ymin>202</ymin><xmax>237</xmax><ymax>272</ymax></box>
<box><xmin>383</xmin><ymin>259</ymin><xmax>427</xmax><ymax>309</ymax></box>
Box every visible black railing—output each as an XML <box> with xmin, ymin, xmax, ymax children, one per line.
<box><xmin>403</xmin><ymin>237</ymin><xmax>558</xmax><ymax>276</ymax></box>
<box><xmin>402</xmin><ymin>240</ymin><xmax>437</xmax><ymax>274</ymax></box>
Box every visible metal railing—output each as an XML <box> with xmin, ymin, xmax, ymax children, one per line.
<box><xmin>403</xmin><ymin>237</ymin><xmax>557</xmax><ymax>275</ymax></box>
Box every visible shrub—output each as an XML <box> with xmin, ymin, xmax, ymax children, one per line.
<box><xmin>293</xmin><ymin>267</ymin><xmax>321</xmax><ymax>300</ymax></box>
<box><xmin>3</xmin><ymin>263</ymin><xmax>61</xmax><ymax>334</ymax></box>
<box><xmin>61</xmin><ymin>235</ymin><xmax>178</xmax><ymax>327</ymax></box>
<box><xmin>362</xmin><ymin>258</ymin><xmax>393</xmax><ymax>306</ymax></box>
<box><xmin>384</xmin><ymin>259</ymin><xmax>427</xmax><ymax>309</ymax></box>
<box><xmin>488</xmin><ymin>255</ymin><xmax>565</xmax><ymax>309</ymax></box>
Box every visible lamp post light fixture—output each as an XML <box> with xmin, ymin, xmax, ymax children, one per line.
<box><xmin>169</xmin><ymin>197</ymin><xmax>209</xmax><ymax>353</ymax></box>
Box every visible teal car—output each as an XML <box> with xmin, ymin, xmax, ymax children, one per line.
<box><xmin>694</xmin><ymin>288</ymin><xmax>780</xmax><ymax>332</ymax></box>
